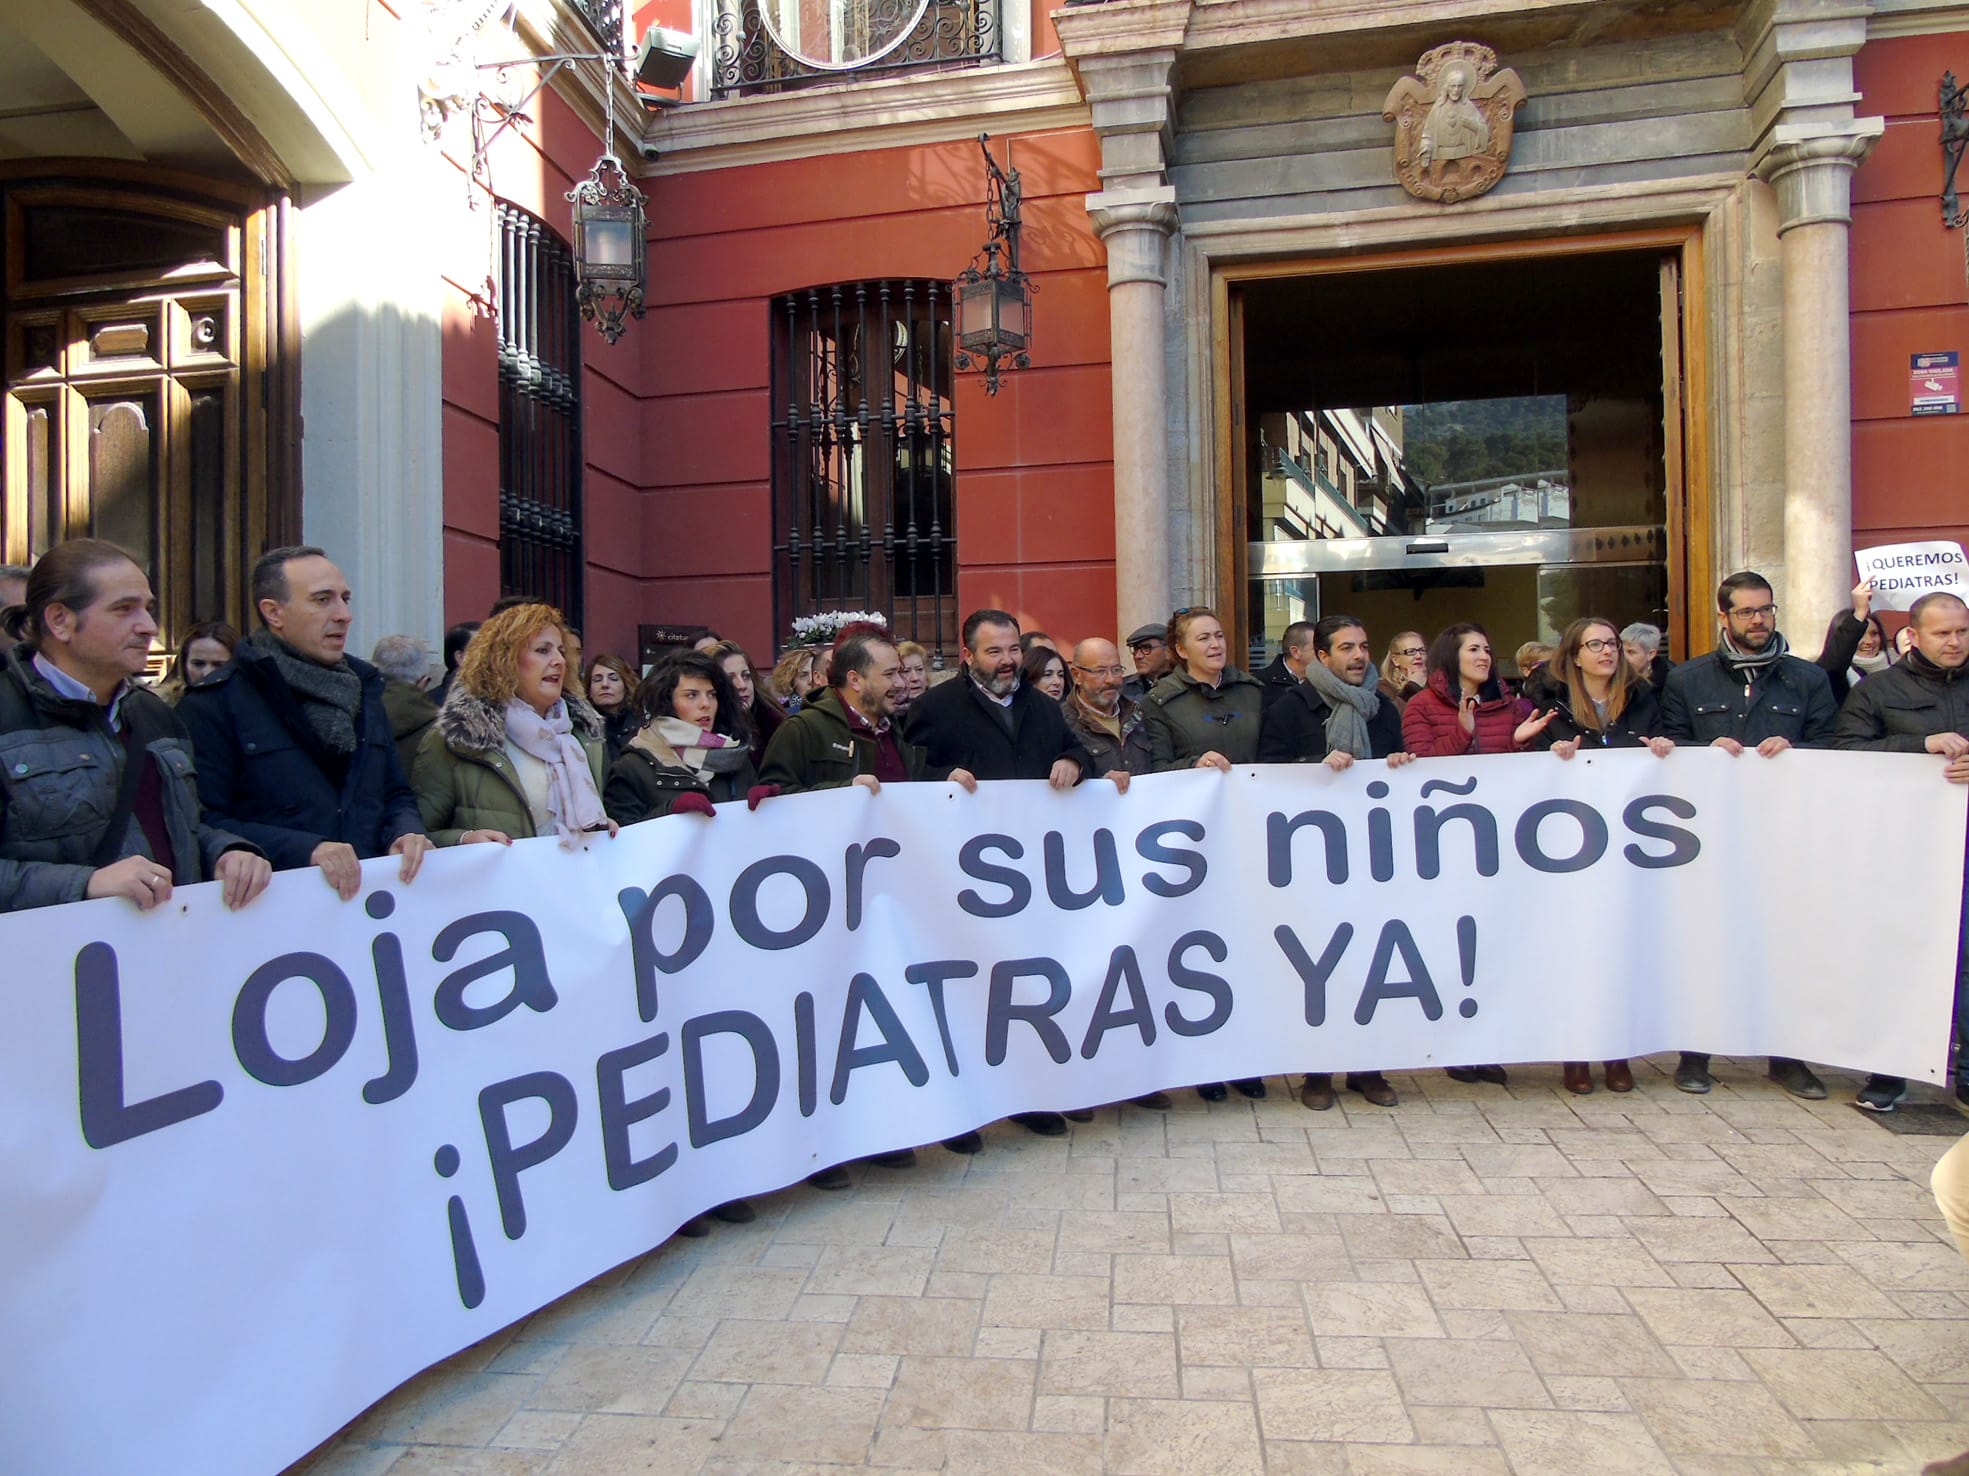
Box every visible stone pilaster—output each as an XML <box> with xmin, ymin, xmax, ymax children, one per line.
<box><xmin>1740</xmin><ymin>0</ymin><xmax>1882</xmax><ymax>654</ymax></box>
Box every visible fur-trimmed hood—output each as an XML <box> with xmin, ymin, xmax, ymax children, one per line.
<box><xmin>437</xmin><ymin>685</ymin><xmax>605</xmax><ymax>756</ymax></box>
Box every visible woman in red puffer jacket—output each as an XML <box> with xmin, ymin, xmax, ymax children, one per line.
<box><xmin>1400</xmin><ymin>621</ymin><xmax>1556</xmax><ymax>1090</ymax></box>
<box><xmin>1401</xmin><ymin>621</ymin><xmax>1555</xmax><ymax>758</ymax></box>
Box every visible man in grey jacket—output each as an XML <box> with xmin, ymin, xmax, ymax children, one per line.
<box><xmin>0</xmin><ymin>539</ymin><xmax>269</xmax><ymax>913</ymax></box>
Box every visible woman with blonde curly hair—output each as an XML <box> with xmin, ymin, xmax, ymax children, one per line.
<box><xmin>768</xmin><ymin>646</ymin><xmax>820</xmax><ymax>713</ymax></box>
<box><xmin>412</xmin><ymin>602</ymin><xmax>615</xmax><ymax>847</ymax></box>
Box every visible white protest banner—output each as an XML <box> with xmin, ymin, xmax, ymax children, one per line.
<box><xmin>0</xmin><ymin>750</ymin><xmax>1962</xmax><ymax>1475</ymax></box>
<box><xmin>1855</xmin><ymin>540</ymin><xmax>1969</xmax><ymax>611</ymax></box>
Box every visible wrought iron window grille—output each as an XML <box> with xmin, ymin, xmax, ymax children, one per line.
<box><xmin>772</xmin><ymin>280</ymin><xmax>958</xmax><ymax>664</ymax></box>
<box><xmin>570</xmin><ymin>0</ymin><xmax>625</xmax><ymax>57</ymax></box>
<box><xmin>712</xmin><ymin>0</ymin><xmax>999</xmax><ymax>98</ymax></box>
<box><xmin>495</xmin><ymin>201</ymin><xmax>586</xmax><ymax>627</ymax></box>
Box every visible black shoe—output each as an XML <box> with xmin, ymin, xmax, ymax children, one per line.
<box><xmin>1856</xmin><ymin>1074</ymin><xmax>1909</xmax><ymax>1113</ymax></box>
<box><xmin>1767</xmin><ymin>1058</ymin><xmax>1827</xmax><ymax>1100</ymax></box>
<box><xmin>1674</xmin><ymin>1052</ymin><xmax>1713</xmax><ymax>1094</ymax></box>
<box><xmin>865</xmin><ymin>1148</ymin><xmax>918</xmax><ymax>1169</ymax></box>
<box><xmin>1131</xmin><ymin>1091</ymin><xmax>1173</xmax><ymax>1110</ymax></box>
<box><xmin>1445</xmin><ymin>1065</ymin><xmax>1507</xmax><ymax>1086</ymax></box>
<box><xmin>1299</xmin><ymin>1073</ymin><xmax>1336</xmax><ymax>1111</ymax></box>
<box><xmin>1196</xmin><ymin>1082</ymin><xmax>1228</xmax><ymax>1102</ymax></box>
<box><xmin>1011</xmin><ymin>1111</ymin><xmax>1068</xmax><ymax>1137</ymax></box>
<box><xmin>675</xmin><ymin>1214</ymin><xmax>712</xmax><ymax>1238</ymax></box>
<box><xmin>1957</xmin><ymin>1079</ymin><xmax>1969</xmax><ymax>1107</ymax></box>
<box><xmin>942</xmin><ymin>1131</ymin><xmax>984</xmax><ymax>1154</ymax></box>
<box><xmin>1349</xmin><ymin>1072</ymin><xmax>1399</xmax><ymax>1108</ymax></box>
<box><xmin>807</xmin><ymin>1165</ymin><xmax>852</xmax><ymax>1190</ymax></box>
<box><xmin>1063</xmin><ymin>1109</ymin><xmax>1096</xmax><ymax>1123</ymax></box>
<box><xmin>1231</xmin><ymin>1077</ymin><xmax>1267</xmax><ymax>1099</ymax></box>
<box><xmin>711</xmin><ymin>1198</ymin><xmax>756</xmax><ymax>1223</ymax></box>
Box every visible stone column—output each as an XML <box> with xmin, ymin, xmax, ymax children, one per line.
<box><xmin>1755</xmin><ymin>125</ymin><xmax>1879</xmax><ymax>653</ymax></box>
<box><xmin>1089</xmin><ymin>193</ymin><xmax>1178</xmax><ymax>636</ymax></box>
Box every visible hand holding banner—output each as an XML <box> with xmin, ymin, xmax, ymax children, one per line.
<box><xmin>0</xmin><ymin>750</ymin><xmax>1962</xmax><ymax>1475</ymax></box>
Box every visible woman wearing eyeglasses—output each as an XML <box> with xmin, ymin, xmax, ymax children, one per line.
<box><xmin>1521</xmin><ymin>617</ymin><xmax>1674</xmax><ymax>1095</ymax></box>
<box><xmin>1380</xmin><ymin>630</ymin><xmax>1427</xmax><ymax>706</ymax></box>
<box><xmin>1143</xmin><ymin>605</ymin><xmax>1269</xmax><ymax>1102</ymax></box>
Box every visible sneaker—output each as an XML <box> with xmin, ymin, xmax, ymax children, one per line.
<box><xmin>1348</xmin><ymin>1072</ymin><xmax>1399</xmax><ymax>1108</ymax></box>
<box><xmin>1299</xmin><ymin>1073</ymin><xmax>1336</xmax><ymax>1111</ymax></box>
<box><xmin>1855</xmin><ymin>1074</ymin><xmax>1909</xmax><ymax>1113</ymax></box>
<box><xmin>1673</xmin><ymin>1052</ymin><xmax>1713</xmax><ymax>1094</ymax></box>
<box><xmin>1767</xmin><ymin>1058</ymin><xmax>1827</xmax><ymax>1100</ymax></box>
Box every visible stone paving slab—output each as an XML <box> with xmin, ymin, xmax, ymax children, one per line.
<box><xmin>291</xmin><ymin>1056</ymin><xmax>1969</xmax><ymax>1476</ymax></box>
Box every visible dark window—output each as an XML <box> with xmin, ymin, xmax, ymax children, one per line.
<box><xmin>495</xmin><ymin>201</ymin><xmax>585</xmax><ymax>628</ymax></box>
<box><xmin>772</xmin><ymin>280</ymin><xmax>957</xmax><ymax>661</ymax></box>
<box><xmin>712</xmin><ymin>0</ymin><xmax>999</xmax><ymax>98</ymax></box>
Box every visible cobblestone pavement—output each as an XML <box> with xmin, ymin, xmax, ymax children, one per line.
<box><xmin>294</xmin><ymin>1056</ymin><xmax>1969</xmax><ymax>1476</ymax></box>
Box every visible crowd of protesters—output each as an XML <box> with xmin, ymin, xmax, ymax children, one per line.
<box><xmin>2</xmin><ymin>541</ymin><xmax>1965</xmax><ymax>1169</ymax></box>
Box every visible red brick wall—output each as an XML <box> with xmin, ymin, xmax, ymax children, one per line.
<box><xmin>635</xmin><ymin>125</ymin><xmax>1114</xmax><ymax>664</ymax></box>
<box><xmin>437</xmin><ymin>87</ymin><xmax>648</xmax><ymax>657</ymax></box>
<box><xmin>1852</xmin><ymin>35</ymin><xmax>1969</xmax><ymax>560</ymax></box>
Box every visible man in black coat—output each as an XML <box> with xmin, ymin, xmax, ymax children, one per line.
<box><xmin>904</xmin><ymin>608</ymin><xmax>1092</xmax><ymax>789</ymax></box>
<box><xmin>1657</xmin><ymin>570</ymin><xmax>1838</xmax><ymax>1099</ymax></box>
<box><xmin>902</xmin><ymin>608</ymin><xmax>1093</xmax><ymax>1142</ymax></box>
<box><xmin>180</xmin><ymin>545</ymin><xmax>432</xmax><ymax>901</ymax></box>
<box><xmin>1256</xmin><ymin>614</ymin><xmax>1410</xmax><ymax>1112</ymax></box>
<box><xmin>1834</xmin><ymin>589</ymin><xmax>1969</xmax><ymax>1113</ymax></box>
<box><xmin>1254</xmin><ymin>620</ymin><xmax>1316</xmax><ymax>712</ymax></box>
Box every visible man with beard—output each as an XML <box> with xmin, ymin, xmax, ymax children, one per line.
<box><xmin>1258</xmin><ymin>613</ymin><xmax>1411</xmax><ymax>1110</ymax></box>
<box><xmin>181</xmin><ymin>545</ymin><xmax>432</xmax><ymax>901</ymax></box>
<box><xmin>1835</xmin><ymin>590</ymin><xmax>1969</xmax><ymax>1113</ymax></box>
<box><xmin>904</xmin><ymin>608</ymin><xmax>1093</xmax><ymax>1142</ymax></box>
<box><xmin>1060</xmin><ymin>635</ymin><xmax>1170</xmax><ymax>1111</ymax></box>
<box><xmin>1658</xmin><ymin>570</ymin><xmax>1838</xmax><ymax>1099</ymax></box>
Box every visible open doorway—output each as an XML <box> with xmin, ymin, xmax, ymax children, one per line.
<box><xmin>1231</xmin><ymin>239</ymin><xmax>1696</xmax><ymax>684</ymax></box>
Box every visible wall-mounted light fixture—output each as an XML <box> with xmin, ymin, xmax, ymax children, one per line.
<box><xmin>953</xmin><ymin>133</ymin><xmax>1035</xmax><ymax>395</ymax></box>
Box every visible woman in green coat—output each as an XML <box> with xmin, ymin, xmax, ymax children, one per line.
<box><xmin>411</xmin><ymin>602</ymin><xmax>614</xmax><ymax>847</ymax></box>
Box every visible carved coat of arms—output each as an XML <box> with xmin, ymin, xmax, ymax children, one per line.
<box><xmin>1382</xmin><ymin>43</ymin><xmax>1527</xmax><ymax>204</ymax></box>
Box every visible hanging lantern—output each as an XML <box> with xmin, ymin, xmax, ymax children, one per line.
<box><xmin>953</xmin><ymin>134</ymin><xmax>1035</xmax><ymax>395</ymax></box>
<box><xmin>567</xmin><ymin>152</ymin><xmax>646</xmax><ymax>345</ymax></box>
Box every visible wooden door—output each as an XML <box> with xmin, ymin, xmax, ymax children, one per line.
<box><xmin>1</xmin><ymin>172</ymin><xmax>289</xmax><ymax>646</ymax></box>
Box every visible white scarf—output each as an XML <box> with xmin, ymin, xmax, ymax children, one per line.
<box><xmin>502</xmin><ymin>698</ymin><xmax>609</xmax><ymax>843</ymax></box>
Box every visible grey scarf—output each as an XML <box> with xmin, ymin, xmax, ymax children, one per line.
<box><xmin>246</xmin><ymin>630</ymin><xmax>362</xmax><ymax>754</ymax></box>
<box><xmin>1718</xmin><ymin>628</ymin><xmax>1789</xmax><ymax>680</ymax></box>
<box><xmin>1300</xmin><ymin>659</ymin><xmax>1381</xmax><ymax>759</ymax></box>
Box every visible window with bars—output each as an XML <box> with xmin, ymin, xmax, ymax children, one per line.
<box><xmin>712</xmin><ymin>0</ymin><xmax>999</xmax><ymax>98</ymax></box>
<box><xmin>495</xmin><ymin>201</ymin><xmax>584</xmax><ymax>628</ymax></box>
<box><xmin>771</xmin><ymin>280</ymin><xmax>957</xmax><ymax>661</ymax></box>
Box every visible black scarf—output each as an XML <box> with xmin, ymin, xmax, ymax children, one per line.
<box><xmin>246</xmin><ymin>630</ymin><xmax>362</xmax><ymax>754</ymax></box>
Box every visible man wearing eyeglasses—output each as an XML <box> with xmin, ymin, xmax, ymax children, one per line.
<box><xmin>1064</xmin><ymin>637</ymin><xmax>1150</xmax><ymax>785</ymax></box>
<box><xmin>1060</xmin><ymin>636</ymin><xmax>1173</xmax><ymax>1111</ymax></box>
<box><xmin>1122</xmin><ymin>623</ymin><xmax>1174</xmax><ymax>704</ymax></box>
<box><xmin>1659</xmin><ymin>570</ymin><xmax>1838</xmax><ymax>1099</ymax></box>
<box><xmin>1834</xmin><ymin>589</ymin><xmax>1969</xmax><ymax>1115</ymax></box>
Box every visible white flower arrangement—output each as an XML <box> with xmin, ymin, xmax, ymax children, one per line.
<box><xmin>787</xmin><ymin>610</ymin><xmax>888</xmax><ymax>650</ymax></box>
